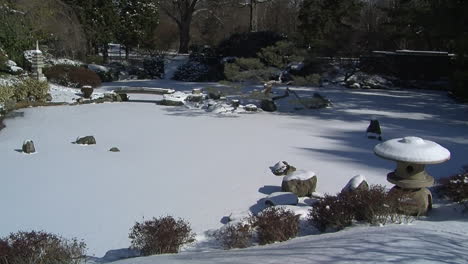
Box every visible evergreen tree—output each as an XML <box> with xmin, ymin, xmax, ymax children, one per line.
<box><xmin>298</xmin><ymin>0</ymin><xmax>362</xmax><ymax>57</ymax></box>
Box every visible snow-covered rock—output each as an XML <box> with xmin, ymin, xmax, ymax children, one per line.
<box><xmin>22</xmin><ymin>140</ymin><xmax>36</xmax><ymax>154</ymax></box>
<box><xmin>282</xmin><ymin>170</ymin><xmax>317</xmax><ymax>197</ymax></box>
<box><xmin>270</xmin><ymin>161</ymin><xmax>296</xmax><ymax>176</ymax></box>
<box><xmin>342</xmin><ymin>175</ymin><xmax>368</xmax><ymax>193</ymax></box>
<box><xmin>265</xmin><ymin>192</ymin><xmax>299</xmax><ymax>206</ymax></box>
<box><xmin>6</xmin><ymin>60</ymin><xmax>23</xmax><ymax>73</ymax></box>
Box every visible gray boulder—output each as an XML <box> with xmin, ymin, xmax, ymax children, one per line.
<box><xmin>22</xmin><ymin>140</ymin><xmax>36</xmax><ymax>154</ymax></box>
<box><xmin>281</xmin><ymin>170</ymin><xmax>317</xmax><ymax>197</ymax></box>
<box><xmin>75</xmin><ymin>136</ymin><xmax>96</xmax><ymax>145</ymax></box>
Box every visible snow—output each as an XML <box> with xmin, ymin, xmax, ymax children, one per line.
<box><xmin>264</xmin><ymin>192</ymin><xmax>299</xmax><ymax>206</ymax></box>
<box><xmin>88</xmin><ymin>64</ymin><xmax>110</xmax><ymax>73</ymax></box>
<box><xmin>283</xmin><ymin>170</ymin><xmax>316</xmax><ymax>181</ymax></box>
<box><xmin>1</xmin><ymin>79</ymin><xmax>468</xmax><ymax>262</ymax></box>
<box><xmin>374</xmin><ymin>136</ymin><xmax>451</xmax><ymax>164</ymax></box>
<box><xmin>342</xmin><ymin>174</ymin><xmax>367</xmax><ymax>192</ymax></box>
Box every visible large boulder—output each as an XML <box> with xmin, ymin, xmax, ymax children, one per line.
<box><xmin>75</xmin><ymin>136</ymin><xmax>96</xmax><ymax>145</ymax></box>
<box><xmin>269</xmin><ymin>161</ymin><xmax>296</xmax><ymax>176</ymax></box>
<box><xmin>281</xmin><ymin>170</ymin><xmax>317</xmax><ymax>197</ymax></box>
<box><xmin>22</xmin><ymin>140</ymin><xmax>36</xmax><ymax>154</ymax></box>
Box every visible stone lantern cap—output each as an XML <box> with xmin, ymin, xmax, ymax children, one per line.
<box><xmin>374</xmin><ymin>136</ymin><xmax>450</xmax><ymax>164</ymax></box>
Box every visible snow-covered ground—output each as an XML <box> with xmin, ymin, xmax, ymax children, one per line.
<box><xmin>1</xmin><ymin>79</ymin><xmax>468</xmax><ymax>262</ymax></box>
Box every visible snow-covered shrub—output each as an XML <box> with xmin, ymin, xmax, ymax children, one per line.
<box><xmin>438</xmin><ymin>166</ymin><xmax>468</xmax><ymax>209</ymax></box>
<box><xmin>129</xmin><ymin>216</ymin><xmax>195</xmax><ymax>256</ymax></box>
<box><xmin>44</xmin><ymin>65</ymin><xmax>101</xmax><ymax>88</ymax></box>
<box><xmin>291</xmin><ymin>74</ymin><xmax>321</xmax><ymax>87</ymax></box>
<box><xmin>215</xmin><ymin>222</ymin><xmax>253</xmax><ymax>249</ymax></box>
<box><xmin>252</xmin><ymin>207</ymin><xmax>300</xmax><ymax>245</ymax></box>
<box><xmin>0</xmin><ymin>230</ymin><xmax>86</xmax><ymax>264</ymax></box>
<box><xmin>224</xmin><ymin>58</ymin><xmax>276</xmax><ymax>83</ymax></box>
<box><xmin>13</xmin><ymin>78</ymin><xmax>49</xmax><ymax>102</ymax></box>
<box><xmin>142</xmin><ymin>56</ymin><xmax>165</xmax><ymax>79</ymax></box>
<box><xmin>217</xmin><ymin>31</ymin><xmax>285</xmax><ymax>58</ymax></box>
<box><xmin>172</xmin><ymin>61</ymin><xmax>210</xmax><ymax>82</ymax></box>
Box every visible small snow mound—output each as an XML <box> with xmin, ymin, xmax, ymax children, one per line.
<box><xmin>163</xmin><ymin>91</ymin><xmax>188</xmax><ymax>102</ymax></box>
<box><xmin>88</xmin><ymin>64</ymin><xmax>109</xmax><ymax>73</ymax></box>
<box><xmin>284</xmin><ymin>170</ymin><xmax>316</xmax><ymax>182</ymax></box>
<box><xmin>342</xmin><ymin>175</ymin><xmax>367</xmax><ymax>192</ymax></box>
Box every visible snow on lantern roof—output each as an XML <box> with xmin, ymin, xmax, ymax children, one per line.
<box><xmin>374</xmin><ymin>136</ymin><xmax>450</xmax><ymax>164</ymax></box>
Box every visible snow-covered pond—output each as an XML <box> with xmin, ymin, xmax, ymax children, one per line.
<box><xmin>1</xmin><ymin>80</ymin><xmax>467</xmax><ymax>257</ymax></box>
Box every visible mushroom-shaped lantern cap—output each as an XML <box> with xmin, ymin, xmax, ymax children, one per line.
<box><xmin>374</xmin><ymin>136</ymin><xmax>450</xmax><ymax>164</ymax></box>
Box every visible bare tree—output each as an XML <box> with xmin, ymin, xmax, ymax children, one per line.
<box><xmin>237</xmin><ymin>0</ymin><xmax>272</xmax><ymax>32</ymax></box>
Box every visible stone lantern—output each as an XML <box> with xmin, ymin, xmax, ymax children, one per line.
<box><xmin>374</xmin><ymin>136</ymin><xmax>450</xmax><ymax>215</ymax></box>
<box><xmin>31</xmin><ymin>41</ymin><xmax>47</xmax><ymax>82</ymax></box>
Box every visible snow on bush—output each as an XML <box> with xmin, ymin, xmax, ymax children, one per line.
<box><xmin>0</xmin><ymin>230</ymin><xmax>86</xmax><ymax>264</ymax></box>
<box><xmin>129</xmin><ymin>216</ymin><xmax>195</xmax><ymax>256</ymax></box>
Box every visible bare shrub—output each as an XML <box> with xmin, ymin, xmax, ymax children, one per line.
<box><xmin>252</xmin><ymin>207</ymin><xmax>300</xmax><ymax>245</ymax></box>
<box><xmin>129</xmin><ymin>216</ymin><xmax>195</xmax><ymax>256</ymax></box>
<box><xmin>0</xmin><ymin>231</ymin><xmax>86</xmax><ymax>264</ymax></box>
<box><xmin>308</xmin><ymin>194</ymin><xmax>354</xmax><ymax>232</ymax></box>
<box><xmin>310</xmin><ymin>185</ymin><xmax>414</xmax><ymax>232</ymax></box>
<box><xmin>438</xmin><ymin>166</ymin><xmax>468</xmax><ymax>210</ymax></box>
<box><xmin>215</xmin><ymin>222</ymin><xmax>253</xmax><ymax>249</ymax></box>
<box><xmin>343</xmin><ymin>185</ymin><xmax>397</xmax><ymax>225</ymax></box>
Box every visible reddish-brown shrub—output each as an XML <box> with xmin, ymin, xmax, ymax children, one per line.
<box><xmin>0</xmin><ymin>231</ymin><xmax>86</xmax><ymax>264</ymax></box>
<box><xmin>215</xmin><ymin>222</ymin><xmax>253</xmax><ymax>249</ymax></box>
<box><xmin>253</xmin><ymin>207</ymin><xmax>300</xmax><ymax>245</ymax></box>
<box><xmin>44</xmin><ymin>65</ymin><xmax>101</xmax><ymax>88</ymax></box>
<box><xmin>129</xmin><ymin>216</ymin><xmax>195</xmax><ymax>256</ymax></box>
<box><xmin>309</xmin><ymin>194</ymin><xmax>355</xmax><ymax>232</ymax></box>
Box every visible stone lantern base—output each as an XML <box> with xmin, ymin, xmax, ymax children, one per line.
<box><xmin>389</xmin><ymin>186</ymin><xmax>432</xmax><ymax>216</ymax></box>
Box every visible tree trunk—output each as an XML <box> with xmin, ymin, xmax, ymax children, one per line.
<box><xmin>102</xmin><ymin>43</ymin><xmax>109</xmax><ymax>63</ymax></box>
<box><xmin>178</xmin><ymin>21</ymin><xmax>191</xmax><ymax>54</ymax></box>
<box><xmin>125</xmin><ymin>46</ymin><xmax>130</xmax><ymax>60</ymax></box>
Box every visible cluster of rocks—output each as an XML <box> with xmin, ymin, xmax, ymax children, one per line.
<box><xmin>74</xmin><ymin>92</ymin><xmax>123</xmax><ymax>105</ymax></box>
<box><xmin>264</xmin><ymin>161</ymin><xmax>370</xmax><ymax>207</ymax></box>
<box><xmin>20</xmin><ymin>136</ymin><xmax>120</xmax><ymax>154</ymax></box>
<box><xmin>345</xmin><ymin>72</ymin><xmax>395</xmax><ymax>90</ymax></box>
<box><xmin>159</xmin><ymin>88</ymin><xmax>260</xmax><ymax>115</ymax></box>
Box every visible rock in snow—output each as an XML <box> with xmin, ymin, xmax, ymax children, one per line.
<box><xmin>270</xmin><ymin>161</ymin><xmax>296</xmax><ymax>176</ymax></box>
<box><xmin>75</xmin><ymin>136</ymin><xmax>96</xmax><ymax>145</ymax></box>
<box><xmin>282</xmin><ymin>170</ymin><xmax>317</xmax><ymax>197</ymax></box>
<box><xmin>22</xmin><ymin>140</ymin><xmax>35</xmax><ymax>154</ymax></box>
<box><xmin>264</xmin><ymin>192</ymin><xmax>299</xmax><ymax>206</ymax></box>
<box><xmin>341</xmin><ymin>174</ymin><xmax>369</xmax><ymax>193</ymax></box>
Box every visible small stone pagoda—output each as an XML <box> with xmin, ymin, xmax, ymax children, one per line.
<box><xmin>31</xmin><ymin>41</ymin><xmax>47</xmax><ymax>82</ymax></box>
<box><xmin>374</xmin><ymin>136</ymin><xmax>450</xmax><ymax>215</ymax></box>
